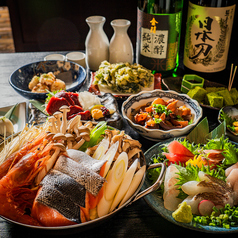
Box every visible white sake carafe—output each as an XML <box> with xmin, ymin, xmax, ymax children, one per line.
<box><xmin>85</xmin><ymin>16</ymin><xmax>109</xmax><ymax>71</ymax></box>
<box><xmin>109</xmin><ymin>19</ymin><xmax>133</xmax><ymax>64</ymax></box>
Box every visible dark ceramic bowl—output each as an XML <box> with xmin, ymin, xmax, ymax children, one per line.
<box><xmin>9</xmin><ymin>60</ymin><xmax>86</xmax><ymax>100</ymax></box>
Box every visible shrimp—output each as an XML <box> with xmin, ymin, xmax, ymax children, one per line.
<box><xmin>0</xmin><ymin>136</ymin><xmax>54</xmax><ymax>226</ymax></box>
<box><xmin>0</xmin><ymin>131</ymin><xmax>48</xmax><ymax>179</ymax></box>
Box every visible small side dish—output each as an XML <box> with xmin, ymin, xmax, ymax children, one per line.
<box><xmin>122</xmin><ymin>90</ymin><xmax>202</xmax><ymax>141</ymax></box>
<box><xmin>9</xmin><ymin>60</ymin><xmax>86</xmax><ymax>100</ymax></box>
<box><xmin>28</xmin><ymin>72</ymin><xmax>66</xmax><ymax>93</ymax></box>
<box><xmin>133</xmin><ymin>97</ymin><xmax>192</xmax><ymax>130</ymax></box>
<box><xmin>93</xmin><ymin>61</ymin><xmax>154</xmax><ymax>94</ymax></box>
<box><xmin>45</xmin><ymin>90</ymin><xmax>115</xmax><ymax>122</ymax></box>
<box><xmin>187</xmin><ymin>86</ymin><xmax>238</xmax><ymax>108</ymax></box>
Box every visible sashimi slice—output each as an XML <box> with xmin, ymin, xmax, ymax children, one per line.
<box><xmin>163</xmin><ymin>188</ymin><xmax>182</xmax><ymax>211</ymax></box>
<box><xmin>225</xmin><ymin>162</ymin><xmax>238</xmax><ymax>177</ymax></box>
<box><xmin>109</xmin><ymin>159</ymin><xmax>138</xmax><ymax>212</ymax></box>
<box><xmin>163</xmin><ymin>152</ymin><xmax>193</xmax><ymax>164</ymax></box>
<box><xmin>92</xmin><ymin>138</ymin><xmax>110</xmax><ymax>160</ymax></box>
<box><xmin>104</xmin><ymin>152</ymin><xmax>128</xmax><ymax>201</ymax></box>
<box><xmin>167</xmin><ymin>140</ymin><xmax>194</xmax><ymax>157</ymax></box>
<box><xmin>119</xmin><ymin>165</ymin><xmax>146</xmax><ymax>208</ymax></box>
<box><xmin>181</xmin><ymin>181</ymin><xmax>213</xmax><ymax>196</ymax></box>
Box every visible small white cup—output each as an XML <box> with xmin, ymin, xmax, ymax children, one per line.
<box><xmin>44</xmin><ymin>54</ymin><xmax>66</xmax><ymax>61</ymax></box>
<box><xmin>66</xmin><ymin>52</ymin><xmax>86</xmax><ymax>68</ymax></box>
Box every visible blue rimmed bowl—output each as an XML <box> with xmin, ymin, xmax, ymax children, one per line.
<box><xmin>9</xmin><ymin>60</ymin><xmax>86</xmax><ymax>100</ymax></box>
<box><xmin>122</xmin><ymin>89</ymin><xmax>203</xmax><ymax>141</ymax></box>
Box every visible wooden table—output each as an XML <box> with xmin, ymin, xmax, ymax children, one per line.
<box><xmin>0</xmin><ymin>52</ymin><xmax>237</xmax><ymax>238</ymax></box>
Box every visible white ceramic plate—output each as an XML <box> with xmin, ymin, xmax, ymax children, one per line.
<box><xmin>0</xmin><ymin>102</ymin><xmax>26</xmax><ymax>140</ymax></box>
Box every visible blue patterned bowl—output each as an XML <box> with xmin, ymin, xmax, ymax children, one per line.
<box><xmin>9</xmin><ymin>60</ymin><xmax>86</xmax><ymax>100</ymax></box>
<box><xmin>122</xmin><ymin>89</ymin><xmax>203</xmax><ymax>141</ymax></box>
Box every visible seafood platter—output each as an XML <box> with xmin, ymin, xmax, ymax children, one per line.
<box><xmin>142</xmin><ymin>118</ymin><xmax>238</xmax><ymax>233</ymax></box>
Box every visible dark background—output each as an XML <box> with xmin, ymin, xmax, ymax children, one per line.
<box><xmin>5</xmin><ymin>0</ymin><xmax>238</xmax><ymax>87</ymax></box>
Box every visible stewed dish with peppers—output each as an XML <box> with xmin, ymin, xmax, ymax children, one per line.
<box><xmin>133</xmin><ymin>98</ymin><xmax>193</xmax><ymax>130</ymax></box>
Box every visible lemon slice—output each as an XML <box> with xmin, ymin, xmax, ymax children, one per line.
<box><xmin>90</xmin><ymin>104</ymin><xmax>104</xmax><ymax>112</ymax></box>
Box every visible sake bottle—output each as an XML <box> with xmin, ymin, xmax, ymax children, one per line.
<box><xmin>136</xmin><ymin>0</ymin><xmax>183</xmax><ymax>77</ymax></box>
<box><xmin>183</xmin><ymin>0</ymin><xmax>236</xmax><ymax>83</ymax></box>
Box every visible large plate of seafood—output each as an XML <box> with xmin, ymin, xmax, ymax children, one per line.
<box><xmin>0</xmin><ymin>107</ymin><xmax>165</xmax><ymax>231</ymax></box>
<box><xmin>143</xmin><ymin>137</ymin><xmax>238</xmax><ymax>233</ymax></box>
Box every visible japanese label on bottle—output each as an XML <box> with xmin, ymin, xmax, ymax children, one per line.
<box><xmin>140</xmin><ymin>25</ymin><xmax>168</xmax><ymax>59</ymax></box>
<box><xmin>136</xmin><ymin>8</ymin><xmax>182</xmax><ymax>73</ymax></box>
<box><xmin>184</xmin><ymin>2</ymin><xmax>236</xmax><ymax>73</ymax></box>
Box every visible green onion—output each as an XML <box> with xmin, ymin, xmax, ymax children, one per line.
<box><xmin>193</xmin><ymin>204</ymin><xmax>238</xmax><ymax>229</ymax></box>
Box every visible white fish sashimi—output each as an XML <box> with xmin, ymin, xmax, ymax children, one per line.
<box><xmin>164</xmin><ymin>177</ymin><xmax>179</xmax><ymax>191</ymax></box>
<box><xmin>164</xmin><ymin>165</ymin><xmax>179</xmax><ymax>185</ymax></box>
<box><xmin>163</xmin><ymin>188</ymin><xmax>182</xmax><ymax>211</ymax></box>
<box><xmin>163</xmin><ymin>165</ymin><xmax>180</xmax><ymax>201</ymax></box>
<box><xmin>183</xmin><ymin>195</ymin><xmax>203</xmax><ymax>215</ymax></box>
<box><xmin>163</xmin><ymin>165</ymin><xmax>181</xmax><ymax>211</ymax></box>
<box><xmin>225</xmin><ymin>162</ymin><xmax>238</xmax><ymax>177</ymax></box>
<box><xmin>198</xmin><ymin>171</ymin><xmax>211</xmax><ymax>182</ymax></box>
<box><xmin>227</xmin><ymin>168</ymin><xmax>238</xmax><ymax>188</ymax></box>
<box><xmin>102</xmin><ymin>141</ymin><xmax>119</xmax><ymax>177</ymax></box>
<box><xmin>92</xmin><ymin>138</ymin><xmax>110</xmax><ymax>160</ymax></box>
<box><xmin>109</xmin><ymin>159</ymin><xmax>138</xmax><ymax>212</ymax></box>
<box><xmin>181</xmin><ymin>181</ymin><xmax>214</xmax><ymax>196</ymax></box>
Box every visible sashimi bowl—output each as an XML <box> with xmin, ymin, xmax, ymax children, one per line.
<box><xmin>122</xmin><ymin>89</ymin><xmax>203</xmax><ymax>141</ymax></box>
<box><xmin>9</xmin><ymin>60</ymin><xmax>86</xmax><ymax>100</ymax></box>
<box><xmin>0</xmin><ymin>117</ymin><xmax>165</xmax><ymax>233</ymax></box>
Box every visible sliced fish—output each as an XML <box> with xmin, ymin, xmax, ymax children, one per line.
<box><xmin>54</xmin><ymin>155</ymin><xmax>106</xmax><ymax>196</ymax></box>
<box><xmin>41</xmin><ymin>169</ymin><xmax>86</xmax><ymax>208</ymax></box>
<box><xmin>36</xmin><ymin>186</ymin><xmax>81</xmax><ymax>223</ymax></box>
<box><xmin>67</xmin><ymin>149</ymin><xmax>107</xmax><ymax>173</ymax></box>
